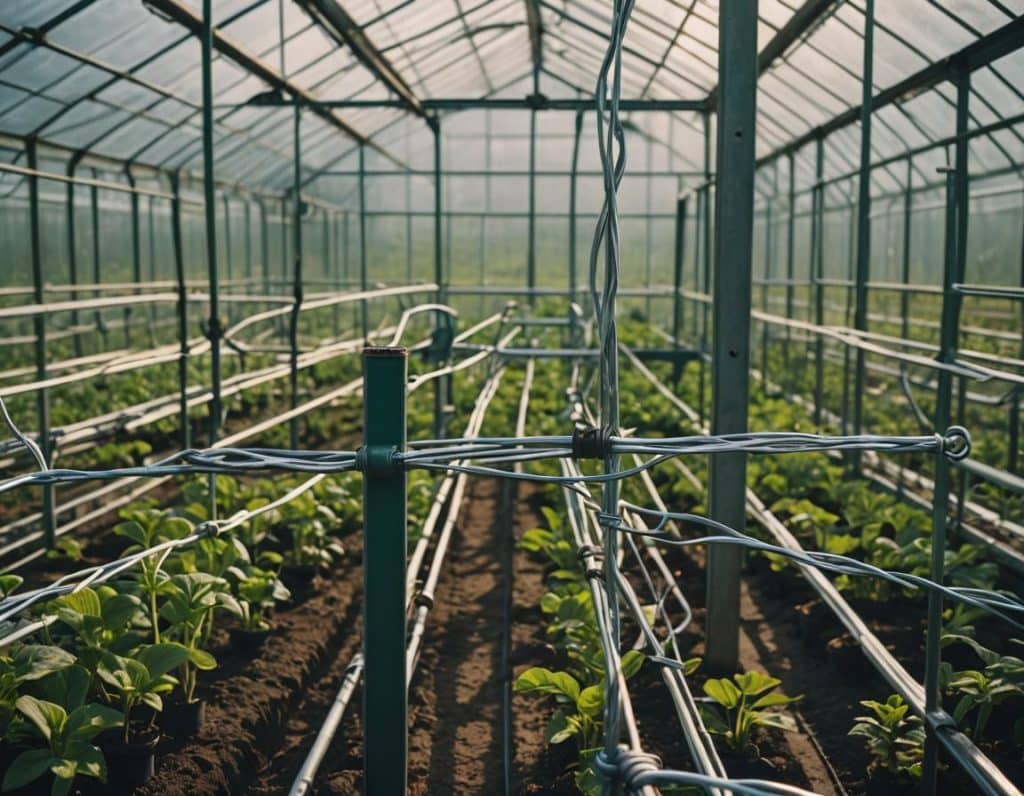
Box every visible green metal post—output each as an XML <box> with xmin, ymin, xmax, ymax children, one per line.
<box><xmin>360</xmin><ymin>346</ymin><xmax>408</xmax><ymax>796</ymax></box>
<box><xmin>258</xmin><ymin>199</ymin><xmax>270</xmax><ymax>294</ymax></box>
<box><xmin>850</xmin><ymin>0</ymin><xmax>874</xmax><ymax>469</ymax></box>
<box><xmin>705</xmin><ymin>0</ymin><xmax>757</xmax><ymax>674</ymax></box>
<box><xmin>432</xmin><ymin>116</ymin><xmax>449</xmax><ymax>440</ymax></box>
<box><xmin>244</xmin><ymin>198</ymin><xmax>253</xmax><ymax>292</ymax></box>
<box><xmin>223</xmin><ymin>195</ymin><xmax>233</xmax><ymax>306</ymax></box>
<box><xmin>921</xmin><ymin>70</ymin><xmax>969</xmax><ymax>796</ymax></box>
<box><xmin>569</xmin><ymin>110</ymin><xmax>583</xmax><ymax>327</ymax></box>
<box><xmin>290</xmin><ymin>105</ymin><xmax>304</xmax><ymax>449</ymax></box>
<box><xmin>359</xmin><ymin>143</ymin><xmax>368</xmax><ymax>341</ymax></box>
<box><xmin>645</xmin><ymin>139</ymin><xmax>654</xmax><ymax>320</ymax></box>
<box><xmin>673</xmin><ymin>196</ymin><xmax>688</xmax><ymax>354</ymax></box>
<box><xmin>901</xmin><ymin>157</ymin><xmax>913</xmax><ymax>343</ymax></box>
<box><xmin>812</xmin><ymin>136</ymin><xmax>825</xmax><ymax>426</ymax></box>
<box><xmin>201</xmin><ymin>0</ymin><xmax>222</xmax><ymax>449</ymax></box>
<box><xmin>147</xmin><ymin>196</ymin><xmax>157</xmax><ymax>339</ymax></box>
<box><xmin>785</xmin><ymin>152</ymin><xmax>796</xmax><ymax>358</ymax></box>
<box><xmin>527</xmin><ymin>107</ymin><xmax>537</xmax><ymax>305</ymax></box>
<box><xmin>170</xmin><ymin>172</ymin><xmax>191</xmax><ymax>450</ymax></box>
<box><xmin>27</xmin><ymin>138</ymin><xmax>55</xmax><ymax>550</ymax></box>
<box><xmin>698</xmin><ymin>112</ymin><xmax>712</xmax><ymax>425</ymax></box>
<box><xmin>1012</xmin><ymin>195</ymin><xmax>1024</xmax><ymax>475</ymax></box>
<box><xmin>126</xmin><ymin>168</ymin><xmax>141</xmax><ymax>348</ymax></box>
<box><xmin>90</xmin><ymin>176</ymin><xmax>104</xmax><ymax>345</ymax></box>
<box><xmin>761</xmin><ymin>189</ymin><xmax>773</xmax><ymax>397</ymax></box>
<box><xmin>65</xmin><ymin>159</ymin><xmax>82</xmax><ymax>358</ymax></box>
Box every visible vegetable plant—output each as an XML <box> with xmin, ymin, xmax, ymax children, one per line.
<box><xmin>3</xmin><ymin>689</ymin><xmax>122</xmax><ymax>796</ymax></box>
<box><xmin>96</xmin><ymin>643</ymin><xmax>192</xmax><ymax>741</ymax></box>
<box><xmin>848</xmin><ymin>694</ymin><xmax>924</xmax><ymax>780</ymax></box>
<box><xmin>699</xmin><ymin>671</ymin><xmax>801</xmax><ymax>756</ymax></box>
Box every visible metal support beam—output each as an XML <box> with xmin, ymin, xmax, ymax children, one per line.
<box><xmin>525</xmin><ymin>0</ymin><xmax>544</xmax><ymax>91</ymax></box>
<box><xmin>431</xmin><ymin>117</ymin><xmax>449</xmax><ymax>440</ymax></box>
<box><xmin>359</xmin><ymin>143</ymin><xmax>368</xmax><ymax>341</ymax></box>
<box><xmin>26</xmin><ymin>138</ymin><xmax>55</xmax><ymax>550</ymax></box>
<box><xmin>294</xmin><ymin>0</ymin><xmax>424</xmax><ymax>118</ymax></box>
<box><xmin>850</xmin><ymin>0</ymin><xmax>874</xmax><ymax>470</ymax></box>
<box><xmin>201</xmin><ymin>0</ymin><xmax>222</xmax><ymax>448</ymax></box>
<box><xmin>921</xmin><ymin>69</ymin><xmax>969</xmax><ymax>796</ymax></box>
<box><xmin>248</xmin><ymin>96</ymin><xmax>706</xmax><ymax>112</ymax></box>
<box><xmin>705</xmin><ymin>0</ymin><xmax>757</xmax><ymax>674</ymax></box>
<box><xmin>289</xmin><ymin>106</ymin><xmax>304</xmax><ymax>449</ymax></box>
<box><xmin>812</xmin><ymin>136</ymin><xmax>825</xmax><ymax>426</ymax></box>
<box><xmin>360</xmin><ymin>346</ymin><xmax>408</xmax><ymax>796</ymax></box>
<box><xmin>569</xmin><ymin>110</ymin><xmax>583</xmax><ymax>321</ymax></box>
<box><xmin>758</xmin><ymin>16</ymin><xmax>1024</xmax><ymax>166</ymax></box>
<box><xmin>126</xmin><ymin>168</ymin><xmax>142</xmax><ymax>348</ymax></box>
<box><xmin>528</xmin><ymin>108</ymin><xmax>537</xmax><ymax>305</ymax></box>
<box><xmin>170</xmin><ymin>172</ymin><xmax>191</xmax><ymax>451</ymax></box>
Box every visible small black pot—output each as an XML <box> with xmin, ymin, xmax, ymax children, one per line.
<box><xmin>99</xmin><ymin>734</ymin><xmax>158</xmax><ymax>794</ymax></box>
<box><xmin>279</xmin><ymin>564</ymin><xmax>318</xmax><ymax>600</ymax></box>
<box><xmin>160</xmin><ymin>699</ymin><xmax>206</xmax><ymax>738</ymax></box>
<box><xmin>229</xmin><ymin>624</ymin><xmax>272</xmax><ymax>652</ymax></box>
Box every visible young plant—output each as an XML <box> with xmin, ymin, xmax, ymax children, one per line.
<box><xmin>3</xmin><ymin>690</ymin><xmax>122</xmax><ymax>796</ymax></box>
<box><xmin>230</xmin><ymin>562</ymin><xmax>290</xmax><ymax>631</ymax></box>
<box><xmin>700</xmin><ymin>671</ymin><xmax>801</xmax><ymax>756</ymax></box>
<box><xmin>848</xmin><ymin>694</ymin><xmax>924</xmax><ymax>780</ymax></box>
<box><xmin>97</xmin><ymin>643</ymin><xmax>191</xmax><ymax>741</ymax></box>
<box><xmin>515</xmin><ymin>651</ymin><xmax>645</xmax><ymax>796</ymax></box>
<box><xmin>941</xmin><ymin>634</ymin><xmax>1024</xmax><ymax>740</ymax></box>
<box><xmin>49</xmin><ymin>586</ymin><xmax>145</xmax><ymax>680</ymax></box>
<box><xmin>158</xmin><ymin>574</ymin><xmax>223</xmax><ymax>703</ymax></box>
<box><xmin>0</xmin><ymin>645</ymin><xmax>76</xmax><ymax>736</ymax></box>
<box><xmin>517</xmin><ymin>507</ymin><xmax>578</xmax><ymax>577</ymax></box>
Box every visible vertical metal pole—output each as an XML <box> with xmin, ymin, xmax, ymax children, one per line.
<box><xmin>921</xmin><ymin>70</ymin><xmax>969</xmax><ymax>796</ymax></box>
<box><xmin>223</xmin><ymin>195</ymin><xmax>233</xmax><ymax>299</ymax></box>
<box><xmin>569</xmin><ymin>110</ymin><xmax>583</xmax><ymax>323</ymax></box>
<box><xmin>90</xmin><ymin>175</ymin><xmax>103</xmax><ymax>345</ymax></box>
<box><xmin>27</xmin><ymin>139</ymin><xmax>55</xmax><ymax>549</ymax></box>
<box><xmin>431</xmin><ymin>117</ymin><xmax>448</xmax><ymax>440</ymax></box>
<box><xmin>1012</xmin><ymin>190</ymin><xmax>1024</xmax><ymax>475</ymax></box>
<box><xmin>66</xmin><ymin>159</ymin><xmax>82</xmax><ymax>358</ymax></box>
<box><xmin>761</xmin><ymin>189</ymin><xmax>773</xmax><ymax>396</ymax></box>
<box><xmin>126</xmin><ymin>168</ymin><xmax>141</xmax><ymax>348</ymax></box>
<box><xmin>645</xmin><ymin>139</ymin><xmax>654</xmax><ymax>320</ymax></box>
<box><xmin>361</xmin><ymin>346</ymin><xmax>408</xmax><ymax>796</ymax></box>
<box><xmin>147</xmin><ymin>195</ymin><xmax>157</xmax><ymax>339</ymax></box>
<box><xmin>527</xmin><ymin>108</ymin><xmax>537</xmax><ymax>305</ymax></box>
<box><xmin>673</xmin><ymin>196</ymin><xmax>688</xmax><ymax>351</ymax></box>
<box><xmin>813</xmin><ymin>136</ymin><xmax>825</xmax><ymax>425</ymax></box>
<box><xmin>705</xmin><ymin>0</ymin><xmax>757</xmax><ymax>674</ymax></box>
<box><xmin>201</xmin><ymin>0</ymin><xmax>222</xmax><ymax>448</ymax></box>
<box><xmin>850</xmin><ymin>0</ymin><xmax>874</xmax><ymax>470</ymax></box>
<box><xmin>698</xmin><ymin>112</ymin><xmax>712</xmax><ymax>425</ymax></box>
<box><xmin>785</xmin><ymin>152</ymin><xmax>796</xmax><ymax>356</ymax></box>
<box><xmin>901</xmin><ymin>157</ymin><xmax>913</xmax><ymax>343</ymax></box>
<box><xmin>244</xmin><ymin>199</ymin><xmax>253</xmax><ymax>292</ymax></box>
<box><xmin>359</xmin><ymin>143</ymin><xmax>368</xmax><ymax>341</ymax></box>
<box><xmin>170</xmin><ymin>172</ymin><xmax>191</xmax><ymax>450</ymax></box>
<box><xmin>255</xmin><ymin>200</ymin><xmax>266</xmax><ymax>293</ymax></box>
<box><xmin>290</xmin><ymin>106</ymin><xmax>304</xmax><ymax>449</ymax></box>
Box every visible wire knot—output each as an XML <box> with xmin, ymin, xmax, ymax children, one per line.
<box><xmin>597</xmin><ymin>511</ymin><xmax>620</xmax><ymax>529</ymax></box>
<box><xmin>940</xmin><ymin>425</ymin><xmax>971</xmax><ymax>462</ymax></box>
<box><xmin>572</xmin><ymin>425</ymin><xmax>614</xmax><ymax>460</ymax></box>
<box><xmin>593</xmin><ymin>745</ymin><xmax>661</xmax><ymax>788</ymax></box>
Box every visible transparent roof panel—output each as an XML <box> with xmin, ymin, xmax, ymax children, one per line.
<box><xmin>0</xmin><ymin>0</ymin><xmax>1019</xmax><ymax>196</ymax></box>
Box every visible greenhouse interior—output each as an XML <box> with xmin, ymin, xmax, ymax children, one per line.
<box><xmin>0</xmin><ymin>1</ymin><xmax>1023</xmax><ymax>794</ymax></box>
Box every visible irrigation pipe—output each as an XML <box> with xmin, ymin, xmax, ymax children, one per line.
<box><xmin>631</xmin><ymin>352</ymin><xmax>1021</xmax><ymax>796</ymax></box>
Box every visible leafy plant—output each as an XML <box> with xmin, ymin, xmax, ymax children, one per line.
<box><xmin>3</xmin><ymin>691</ymin><xmax>122</xmax><ymax>796</ymax></box>
<box><xmin>700</xmin><ymin>671</ymin><xmax>801</xmax><ymax>756</ymax></box>
<box><xmin>0</xmin><ymin>645</ymin><xmax>76</xmax><ymax>736</ymax></box>
<box><xmin>158</xmin><ymin>574</ymin><xmax>223</xmax><ymax>703</ymax></box>
<box><xmin>941</xmin><ymin>634</ymin><xmax>1024</xmax><ymax>740</ymax></box>
<box><xmin>517</xmin><ymin>507</ymin><xmax>578</xmax><ymax>579</ymax></box>
<box><xmin>849</xmin><ymin>695</ymin><xmax>924</xmax><ymax>779</ymax></box>
<box><xmin>96</xmin><ymin>643</ymin><xmax>191</xmax><ymax>741</ymax></box>
<box><xmin>48</xmin><ymin>587</ymin><xmax>145</xmax><ymax>680</ymax></box>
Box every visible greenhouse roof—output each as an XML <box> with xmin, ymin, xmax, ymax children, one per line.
<box><xmin>0</xmin><ymin>0</ymin><xmax>1021</xmax><ymax>193</ymax></box>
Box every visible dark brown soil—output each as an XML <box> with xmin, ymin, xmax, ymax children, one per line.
<box><xmin>136</xmin><ymin>538</ymin><xmax>363</xmax><ymax>796</ymax></box>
